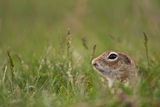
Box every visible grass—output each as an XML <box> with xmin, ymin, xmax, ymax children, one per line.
<box><xmin>0</xmin><ymin>0</ymin><xmax>160</xmax><ymax>107</ymax></box>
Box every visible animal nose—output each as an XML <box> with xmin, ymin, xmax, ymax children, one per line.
<box><xmin>92</xmin><ymin>60</ymin><xmax>98</xmax><ymax>66</ymax></box>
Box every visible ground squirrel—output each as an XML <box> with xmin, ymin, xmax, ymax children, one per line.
<box><xmin>92</xmin><ymin>50</ymin><xmax>137</xmax><ymax>88</ymax></box>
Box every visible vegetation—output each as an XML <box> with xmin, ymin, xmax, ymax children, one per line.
<box><xmin>0</xmin><ymin>0</ymin><xmax>160</xmax><ymax>106</ymax></box>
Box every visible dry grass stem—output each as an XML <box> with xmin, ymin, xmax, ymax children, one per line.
<box><xmin>66</xmin><ymin>28</ymin><xmax>72</xmax><ymax>60</ymax></box>
<box><xmin>90</xmin><ymin>44</ymin><xmax>96</xmax><ymax>62</ymax></box>
<box><xmin>7</xmin><ymin>50</ymin><xmax>14</xmax><ymax>73</ymax></box>
<box><xmin>143</xmin><ymin>32</ymin><xmax>149</xmax><ymax>69</ymax></box>
<box><xmin>2</xmin><ymin>65</ymin><xmax>7</xmax><ymax>82</ymax></box>
<box><xmin>82</xmin><ymin>37</ymin><xmax>88</xmax><ymax>49</ymax></box>
<box><xmin>7</xmin><ymin>50</ymin><xmax>15</xmax><ymax>81</ymax></box>
<box><xmin>67</xmin><ymin>62</ymin><xmax>73</xmax><ymax>83</ymax></box>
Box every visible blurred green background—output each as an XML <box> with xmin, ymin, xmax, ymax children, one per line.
<box><xmin>0</xmin><ymin>0</ymin><xmax>160</xmax><ymax>60</ymax></box>
<box><xmin>0</xmin><ymin>0</ymin><xmax>160</xmax><ymax>106</ymax></box>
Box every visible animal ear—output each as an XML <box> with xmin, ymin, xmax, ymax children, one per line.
<box><xmin>124</xmin><ymin>56</ymin><xmax>131</xmax><ymax>65</ymax></box>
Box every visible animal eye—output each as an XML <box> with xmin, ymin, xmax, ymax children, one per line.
<box><xmin>108</xmin><ymin>54</ymin><xmax>117</xmax><ymax>59</ymax></box>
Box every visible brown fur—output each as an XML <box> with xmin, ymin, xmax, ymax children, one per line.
<box><xmin>92</xmin><ymin>50</ymin><xmax>137</xmax><ymax>87</ymax></box>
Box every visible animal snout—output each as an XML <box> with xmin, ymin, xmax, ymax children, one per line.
<box><xmin>92</xmin><ymin>60</ymin><xmax>98</xmax><ymax>66</ymax></box>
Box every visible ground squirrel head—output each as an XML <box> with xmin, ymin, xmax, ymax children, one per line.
<box><xmin>92</xmin><ymin>50</ymin><xmax>137</xmax><ymax>87</ymax></box>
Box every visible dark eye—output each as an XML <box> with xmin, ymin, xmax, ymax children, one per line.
<box><xmin>108</xmin><ymin>54</ymin><xmax>117</xmax><ymax>59</ymax></box>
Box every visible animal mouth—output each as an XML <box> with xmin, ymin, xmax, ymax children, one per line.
<box><xmin>93</xmin><ymin>65</ymin><xmax>105</xmax><ymax>73</ymax></box>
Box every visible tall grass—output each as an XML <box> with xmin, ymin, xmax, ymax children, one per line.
<box><xmin>0</xmin><ymin>29</ymin><xmax>160</xmax><ymax>107</ymax></box>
